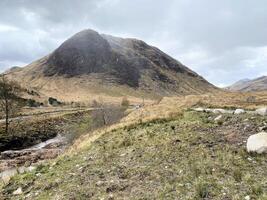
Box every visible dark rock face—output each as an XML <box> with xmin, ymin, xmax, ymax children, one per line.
<box><xmin>43</xmin><ymin>29</ymin><xmax>204</xmax><ymax>88</ymax></box>
<box><xmin>46</xmin><ymin>29</ymin><xmax>112</xmax><ymax>76</ymax></box>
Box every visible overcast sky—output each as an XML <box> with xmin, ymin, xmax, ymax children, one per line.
<box><xmin>0</xmin><ymin>0</ymin><xmax>267</xmax><ymax>87</ymax></box>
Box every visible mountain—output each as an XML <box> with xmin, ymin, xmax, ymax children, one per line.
<box><xmin>5</xmin><ymin>29</ymin><xmax>217</xmax><ymax>102</ymax></box>
<box><xmin>226</xmin><ymin>76</ymin><xmax>267</xmax><ymax>92</ymax></box>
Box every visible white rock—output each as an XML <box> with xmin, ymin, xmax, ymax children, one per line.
<box><xmin>193</xmin><ymin>107</ymin><xmax>205</xmax><ymax>112</ymax></box>
<box><xmin>234</xmin><ymin>109</ymin><xmax>245</xmax><ymax>115</ymax></box>
<box><xmin>255</xmin><ymin>108</ymin><xmax>267</xmax><ymax>116</ymax></box>
<box><xmin>247</xmin><ymin>132</ymin><xmax>267</xmax><ymax>154</ymax></box>
<box><xmin>245</xmin><ymin>195</ymin><xmax>250</xmax><ymax>200</ymax></box>
<box><xmin>1</xmin><ymin>168</ymin><xmax>18</xmax><ymax>184</ymax></box>
<box><xmin>13</xmin><ymin>187</ymin><xmax>22</xmax><ymax>195</ymax></box>
<box><xmin>205</xmin><ymin>108</ymin><xmax>212</xmax><ymax>112</ymax></box>
<box><xmin>27</xmin><ymin>166</ymin><xmax>36</xmax><ymax>172</ymax></box>
<box><xmin>17</xmin><ymin>167</ymin><xmax>26</xmax><ymax>174</ymax></box>
<box><xmin>212</xmin><ymin>109</ymin><xmax>228</xmax><ymax>114</ymax></box>
<box><xmin>214</xmin><ymin>115</ymin><xmax>222</xmax><ymax>121</ymax></box>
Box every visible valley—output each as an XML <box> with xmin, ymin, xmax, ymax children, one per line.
<box><xmin>0</xmin><ymin>27</ymin><xmax>266</xmax><ymax>200</ymax></box>
<box><xmin>0</xmin><ymin>92</ymin><xmax>266</xmax><ymax>199</ymax></box>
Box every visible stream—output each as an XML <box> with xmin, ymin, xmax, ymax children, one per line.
<box><xmin>0</xmin><ymin>134</ymin><xmax>68</xmax><ymax>184</ymax></box>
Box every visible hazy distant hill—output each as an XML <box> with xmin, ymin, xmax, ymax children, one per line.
<box><xmin>5</xmin><ymin>29</ymin><xmax>217</xmax><ymax>102</ymax></box>
<box><xmin>226</xmin><ymin>76</ymin><xmax>267</xmax><ymax>92</ymax></box>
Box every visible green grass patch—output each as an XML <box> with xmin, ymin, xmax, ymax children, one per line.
<box><xmin>1</xmin><ymin>111</ymin><xmax>267</xmax><ymax>199</ymax></box>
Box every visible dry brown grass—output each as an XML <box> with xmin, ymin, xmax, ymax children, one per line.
<box><xmin>70</xmin><ymin>91</ymin><xmax>267</xmax><ymax>152</ymax></box>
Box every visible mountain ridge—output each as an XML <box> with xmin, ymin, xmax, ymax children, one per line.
<box><xmin>226</xmin><ymin>76</ymin><xmax>267</xmax><ymax>92</ymax></box>
<box><xmin>5</xmin><ymin>29</ymin><xmax>217</xmax><ymax>102</ymax></box>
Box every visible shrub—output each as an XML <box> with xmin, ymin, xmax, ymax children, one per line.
<box><xmin>233</xmin><ymin>168</ymin><xmax>242</xmax><ymax>182</ymax></box>
<box><xmin>27</xmin><ymin>99</ymin><xmax>41</xmax><ymax>107</ymax></box>
<box><xmin>121</xmin><ymin>97</ymin><xmax>130</xmax><ymax>107</ymax></box>
<box><xmin>91</xmin><ymin>99</ymin><xmax>99</xmax><ymax>107</ymax></box>
<box><xmin>48</xmin><ymin>97</ymin><xmax>62</xmax><ymax>106</ymax></box>
<box><xmin>195</xmin><ymin>181</ymin><xmax>210</xmax><ymax>199</ymax></box>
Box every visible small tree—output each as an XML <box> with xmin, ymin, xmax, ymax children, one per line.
<box><xmin>0</xmin><ymin>75</ymin><xmax>23</xmax><ymax>134</ymax></box>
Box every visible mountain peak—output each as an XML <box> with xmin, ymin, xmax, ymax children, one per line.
<box><xmin>46</xmin><ymin>29</ymin><xmax>112</xmax><ymax>76</ymax></box>
<box><xmin>5</xmin><ymin>29</ymin><xmax>217</xmax><ymax>101</ymax></box>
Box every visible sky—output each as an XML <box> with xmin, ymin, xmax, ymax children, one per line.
<box><xmin>0</xmin><ymin>0</ymin><xmax>267</xmax><ymax>87</ymax></box>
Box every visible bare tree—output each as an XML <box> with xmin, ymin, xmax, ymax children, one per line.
<box><xmin>91</xmin><ymin>98</ymin><xmax>126</xmax><ymax>128</ymax></box>
<box><xmin>0</xmin><ymin>75</ymin><xmax>23</xmax><ymax>134</ymax></box>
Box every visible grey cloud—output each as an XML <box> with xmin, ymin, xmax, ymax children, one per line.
<box><xmin>0</xmin><ymin>0</ymin><xmax>266</xmax><ymax>86</ymax></box>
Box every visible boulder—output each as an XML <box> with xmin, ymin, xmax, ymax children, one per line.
<box><xmin>234</xmin><ymin>109</ymin><xmax>245</xmax><ymax>115</ymax></box>
<box><xmin>247</xmin><ymin>132</ymin><xmax>267</xmax><ymax>154</ymax></box>
<box><xmin>255</xmin><ymin>108</ymin><xmax>267</xmax><ymax>116</ymax></box>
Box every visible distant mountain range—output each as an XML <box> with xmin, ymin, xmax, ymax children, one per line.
<box><xmin>226</xmin><ymin>76</ymin><xmax>267</xmax><ymax>92</ymax></box>
<box><xmin>4</xmin><ymin>29</ymin><xmax>217</xmax><ymax>102</ymax></box>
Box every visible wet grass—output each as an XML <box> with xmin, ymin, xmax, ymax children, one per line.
<box><xmin>1</xmin><ymin>111</ymin><xmax>267</xmax><ymax>199</ymax></box>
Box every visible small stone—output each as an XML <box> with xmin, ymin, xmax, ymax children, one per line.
<box><xmin>17</xmin><ymin>167</ymin><xmax>26</xmax><ymax>174</ymax></box>
<box><xmin>36</xmin><ymin>173</ymin><xmax>42</xmax><ymax>177</ymax></box>
<box><xmin>96</xmin><ymin>181</ymin><xmax>104</xmax><ymax>186</ymax></box>
<box><xmin>13</xmin><ymin>187</ymin><xmax>22</xmax><ymax>195</ymax></box>
<box><xmin>245</xmin><ymin>195</ymin><xmax>250</xmax><ymax>200</ymax></box>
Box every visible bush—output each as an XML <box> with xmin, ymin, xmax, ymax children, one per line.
<box><xmin>48</xmin><ymin>97</ymin><xmax>62</xmax><ymax>106</ymax></box>
<box><xmin>27</xmin><ymin>99</ymin><xmax>42</xmax><ymax>107</ymax></box>
<box><xmin>91</xmin><ymin>99</ymin><xmax>99</xmax><ymax>107</ymax></box>
<box><xmin>121</xmin><ymin>97</ymin><xmax>130</xmax><ymax>107</ymax></box>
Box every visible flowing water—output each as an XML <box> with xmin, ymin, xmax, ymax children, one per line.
<box><xmin>0</xmin><ymin>134</ymin><xmax>68</xmax><ymax>184</ymax></box>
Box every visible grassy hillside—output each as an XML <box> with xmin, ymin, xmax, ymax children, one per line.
<box><xmin>1</xmin><ymin>109</ymin><xmax>267</xmax><ymax>199</ymax></box>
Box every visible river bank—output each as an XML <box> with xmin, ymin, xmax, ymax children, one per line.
<box><xmin>0</xmin><ymin>110</ymin><xmax>93</xmax><ymax>173</ymax></box>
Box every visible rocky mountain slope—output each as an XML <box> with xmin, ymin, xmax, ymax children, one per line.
<box><xmin>5</xmin><ymin>29</ymin><xmax>217</xmax><ymax>102</ymax></box>
<box><xmin>226</xmin><ymin>76</ymin><xmax>267</xmax><ymax>92</ymax></box>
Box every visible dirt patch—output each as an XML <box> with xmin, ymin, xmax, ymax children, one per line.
<box><xmin>192</xmin><ymin>112</ymin><xmax>267</xmax><ymax>149</ymax></box>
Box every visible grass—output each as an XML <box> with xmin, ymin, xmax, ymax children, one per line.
<box><xmin>1</xmin><ymin>110</ymin><xmax>267</xmax><ymax>199</ymax></box>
